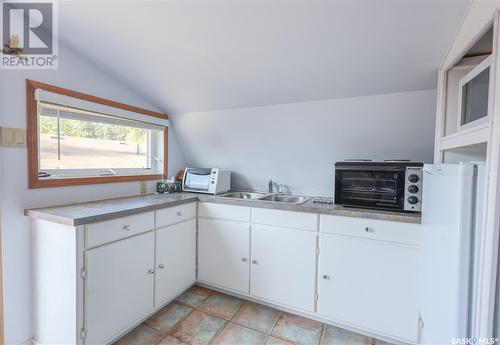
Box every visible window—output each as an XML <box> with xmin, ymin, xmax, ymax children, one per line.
<box><xmin>27</xmin><ymin>80</ymin><xmax>168</xmax><ymax>188</ymax></box>
<box><xmin>38</xmin><ymin>103</ymin><xmax>165</xmax><ymax>176</ymax></box>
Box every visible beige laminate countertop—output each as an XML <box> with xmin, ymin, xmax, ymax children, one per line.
<box><xmin>24</xmin><ymin>192</ymin><xmax>421</xmax><ymax>226</ymax></box>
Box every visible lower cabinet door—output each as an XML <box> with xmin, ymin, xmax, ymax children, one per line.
<box><xmin>198</xmin><ymin>218</ymin><xmax>250</xmax><ymax>293</ymax></box>
<box><xmin>85</xmin><ymin>231</ymin><xmax>155</xmax><ymax>344</ymax></box>
<box><xmin>155</xmin><ymin>219</ymin><xmax>196</xmax><ymax>306</ymax></box>
<box><xmin>317</xmin><ymin>234</ymin><xmax>419</xmax><ymax>342</ymax></box>
<box><xmin>250</xmin><ymin>224</ymin><xmax>317</xmax><ymax>312</ymax></box>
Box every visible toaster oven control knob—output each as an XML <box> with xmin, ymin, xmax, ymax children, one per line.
<box><xmin>408</xmin><ymin>174</ymin><xmax>420</xmax><ymax>183</ymax></box>
<box><xmin>407</xmin><ymin>185</ymin><xmax>419</xmax><ymax>194</ymax></box>
<box><xmin>407</xmin><ymin>196</ymin><xmax>419</xmax><ymax>205</ymax></box>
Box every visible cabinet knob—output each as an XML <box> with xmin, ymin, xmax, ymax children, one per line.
<box><xmin>177</xmin><ymin>212</ymin><xmax>183</xmax><ymax>216</ymax></box>
<box><xmin>251</xmin><ymin>260</ymin><xmax>258</xmax><ymax>265</ymax></box>
<box><xmin>123</xmin><ymin>225</ymin><xmax>131</xmax><ymax>231</ymax></box>
<box><xmin>322</xmin><ymin>274</ymin><xmax>330</xmax><ymax>280</ymax></box>
<box><xmin>148</xmin><ymin>269</ymin><xmax>155</xmax><ymax>275</ymax></box>
<box><xmin>158</xmin><ymin>264</ymin><xmax>165</xmax><ymax>269</ymax></box>
<box><xmin>364</xmin><ymin>227</ymin><xmax>374</xmax><ymax>233</ymax></box>
<box><xmin>241</xmin><ymin>257</ymin><xmax>248</xmax><ymax>262</ymax></box>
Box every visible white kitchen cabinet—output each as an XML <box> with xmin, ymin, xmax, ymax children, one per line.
<box><xmin>30</xmin><ymin>197</ymin><xmax>421</xmax><ymax>345</ymax></box>
<box><xmin>317</xmin><ymin>233</ymin><xmax>419</xmax><ymax>343</ymax></box>
<box><xmin>198</xmin><ymin>218</ymin><xmax>250</xmax><ymax>293</ymax></box>
<box><xmin>250</xmin><ymin>224</ymin><xmax>317</xmax><ymax>312</ymax></box>
<box><xmin>155</xmin><ymin>218</ymin><xmax>196</xmax><ymax>306</ymax></box>
<box><xmin>85</xmin><ymin>231</ymin><xmax>155</xmax><ymax>345</ymax></box>
<box><xmin>31</xmin><ymin>202</ymin><xmax>197</xmax><ymax>345</ymax></box>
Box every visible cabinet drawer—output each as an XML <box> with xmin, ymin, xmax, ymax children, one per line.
<box><xmin>86</xmin><ymin>212</ymin><xmax>154</xmax><ymax>248</ymax></box>
<box><xmin>319</xmin><ymin>214</ymin><xmax>420</xmax><ymax>246</ymax></box>
<box><xmin>198</xmin><ymin>202</ymin><xmax>250</xmax><ymax>222</ymax></box>
<box><xmin>251</xmin><ymin>208</ymin><xmax>318</xmax><ymax>231</ymax></box>
<box><xmin>156</xmin><ymin>202</ymin><xmax>196</xmax><ymax>228</ymax></box>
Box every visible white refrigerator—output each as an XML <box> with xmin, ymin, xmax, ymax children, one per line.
<box><xmin>419</xmin><ymin>163</ymin><xmax>485</xmax><ymax>344</ymax></box>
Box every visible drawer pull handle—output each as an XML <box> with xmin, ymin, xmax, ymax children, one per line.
<box><xmin>177</xmin><ymin>212</ymin><xmax>183</xmax><ymax>216</ymax></box>
<box><xmin>241</xmin><ymin>257</ymin><xmax>248</xmax><ymax>262</ymax></box>
<box><xmin>158</xmin><ymin>264</ymin><xmax>165</xmax><ymax>269</ymax></box>
<box><xmin>364</xmin><ymin>227</ymin><xmax>374</xmax><ymax>233</ymax></box>
<box><xmin>322</xmin><ymin>274</ymin><xmax>331</xmax><ymax>280</ymax></box>
<box><xmin>148</xmin><ymin>269</ymin><xmax>155</xmax><ymax>275</ymax></box>
<box><xmin>251</xmin><ymin>260</ymin><xmax>258</xmax><ymax>265</ymax></box>
<box><xmin>123</xmin><ymin>225</ymin><xmax>131</xmax><ymax>231</ymax></box>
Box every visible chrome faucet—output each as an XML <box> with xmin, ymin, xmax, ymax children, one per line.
<box><xmin>268</xmin><ymin>180</ymin><xmax>286</xmax><ymax>194</ymax></box>
<box><xmin>278</xmin><ymin>184</ymin><xmax>284</xmax><ymax>194</ymax></box>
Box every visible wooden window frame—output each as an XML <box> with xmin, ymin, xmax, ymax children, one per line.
<box><xmin>27</xmin><ymin>79</ymin><xmax>168</xmax><ymax>189</ymax></box>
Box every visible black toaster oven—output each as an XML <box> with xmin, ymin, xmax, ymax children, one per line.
<box><xmin>334</xmin><ymin>161</ymin><xmax>423</xmax><ymax>212</ymax></box>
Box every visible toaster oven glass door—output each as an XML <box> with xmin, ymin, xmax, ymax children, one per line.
<box><xmin>335</xmin><ymin>169</ymin><xmax>405</xmax><ymax>211</ymax></box>
<box><xmin>184</xmin><ymin>168</ymin><xmax>211</xmax><ymax>192</ymax></box>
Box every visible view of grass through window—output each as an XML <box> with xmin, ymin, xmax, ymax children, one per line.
<box><xmin>39</xmin><ymin>115</ymin><xmax>149</xmax><ymax>171</ymax></box>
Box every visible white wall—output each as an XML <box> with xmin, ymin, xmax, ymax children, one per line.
<box><xmin>0</xmin><ymin>44</ymin><xmax>185</xmax><ymax>344</ymax></box>
<box><xmin>172</xmin><ymin>89</ymin><xmax>437</xmax><ymax>196</ymax></box>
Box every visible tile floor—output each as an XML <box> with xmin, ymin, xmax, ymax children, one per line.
<box><xmin>114</xmin><ymin>285</ymin><xmax>394</xmax><ymax>345</ymax></box>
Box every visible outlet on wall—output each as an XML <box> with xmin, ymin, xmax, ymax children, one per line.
<box><xmin>139</xmin><ymin>181</ymin><xmax>147</xmax><ymax>194</ymax></box>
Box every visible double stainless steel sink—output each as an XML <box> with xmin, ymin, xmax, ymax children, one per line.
<box><xmin>220</xmin><ymin>192</ymin><xmax>266</xmax><ymax>200</ymax></box>
<box><xmin>219</xmin><ymin>191</ymin><xmax>310</xmax><ymax>205</ymax></box>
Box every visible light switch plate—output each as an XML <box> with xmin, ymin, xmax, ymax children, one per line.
<box><xmin>1</xmin><ymin>127</ymin><xmax>26</xmax><ymax>148</ymax></box>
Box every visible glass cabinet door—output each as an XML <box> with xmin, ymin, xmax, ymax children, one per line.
<box><xmin>460</xmin><ymin>65</ymin><xmax>490</xmax><ymax>127</ymax></box>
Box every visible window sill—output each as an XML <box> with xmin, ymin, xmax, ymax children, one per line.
<box><xmin>29</xmin><ymin>174</ymin><xmax>162</xmax><ymax>189</ymax></box>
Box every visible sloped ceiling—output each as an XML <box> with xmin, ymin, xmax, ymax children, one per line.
<box><xmin>58</xmin><ymin>0</ymin><xmax>469</xmax><ymax>114</ymax></box>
